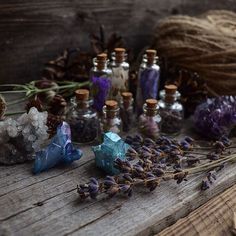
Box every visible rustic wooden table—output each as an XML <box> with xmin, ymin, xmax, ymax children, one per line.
<box><xmin>0</xmin><ymin>96</ymin><xmax>236</xmax><ymax>236</ymax></box>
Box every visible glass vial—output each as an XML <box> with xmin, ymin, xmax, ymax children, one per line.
<box><xmin>138</xmin><ymin>99</ymin><xmax>161</xmax><ymax>139</ymax></box>
<box><xmin>120</xmin><ymin>92</ymin><xmax>134</xmax><ymax>132</ymax></box>
<box><xmin>136</xmin><ymin>49</ymin><xmax>160</xmax><ymax>115</ymax></box>
<box><xmin>102</xmin><ymin>100</ymin><xmax>122</xmax><ymax>134</ymax></box>
<box><xmin>90</xmin><ymin>53</ymin><xmax>112</xmax><ymax>113</ymax></box>
<box><xmin>66</xmin><ymin>89</ymin><xmax>100</xmax><ymax>144</ymax></box>
<box><xmin>159</xmin><ymin>84</ymin><xmax>184</xmax><ymax>135</ymax></box>
<box><xmin>110</xmin><ymin>48</ymin><xmax>129</xmax><ymax>101</ymax></box>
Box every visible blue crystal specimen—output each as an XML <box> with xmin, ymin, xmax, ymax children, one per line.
<box><xmin>33</xmin><ymin>122</ymin><xmax>83</xmax><ymax>174</ymax></box>
<box><xmin>93</xmin><ymin>132</ymin><xmax>130</xmax><ymax>175</ymax></box>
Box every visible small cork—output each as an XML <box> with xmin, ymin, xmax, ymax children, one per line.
<box><xmin>115</xmin><ymin>48</ymin><xmax>126</xmax><ymax>63</ymax></box>
<box><xmin>165</xmin><ymin>84</ymin><xmax>177</xmax><ymax>94</ymax></box>
<box><xmin>105</xmin><ymin>100</ymin><xmax>118</xmax><ymax>110</ymax></box>
<box><xmin>75</xmin><ymin>89</ymin><xmax>89</xmax><ymax>101</ymax></box>
<box><xmin>97</xmin><ymin>53</ymin><xmax>107</xmax><ymax>61</ymax></box>
<box><xmin>121</xmin><ymin>92</ymin><xmax>132</xmax><ymax>100</ymax></box>
<box><xmin>146</xmin><ymin>99</ymin><xmax>158</xmax><ymax>108</ymax></box>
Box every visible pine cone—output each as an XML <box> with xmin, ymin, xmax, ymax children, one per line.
<box><xmin>25</xmin><ymin>96</ymin><xmax>43</xmax><ymax>113</ymax></box>
<box><xmin>47</xmin><ymin>114</ymin><xmax>63</xmax><ymax>138</ymax></box>
<box><xmin>0</xmin><ymin>95</ymin><xmax>6</xmax><ymax>120</ymax></box>
<box><xmin>48</xmin><ymin>95</ymin><xmax>67</xmax><ymax>116</ymax></box>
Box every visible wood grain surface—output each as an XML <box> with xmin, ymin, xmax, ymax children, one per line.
<box><xmin>1</xmin><ymin>96</ymin><xmax>236</xmax><ymax>235</ymax></box>
<box><xmin>0</xmin><ymin>0</ymin><xmax>236</xmax><ymax>84</ymax></box>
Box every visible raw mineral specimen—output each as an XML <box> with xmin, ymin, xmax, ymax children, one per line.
<box><xmin>0</xmin><ymin>107</ymin><xmax>49</xmax><ymax>165</ymax></box>
<box><xmin>194</xmin><ymin>96</ymin><xmax>236</xmax><ymax>139</ymax></box>
<box><xmin>93</xmin><ymin>132</ymin><xmax>130</xmax><ymax>174</ymax></box>
<box><xmin>33</xmin><ymin>122</ymin><xmax>83</xmax><ymax>174</ymax></box>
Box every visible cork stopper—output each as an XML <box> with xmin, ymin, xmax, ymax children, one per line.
<box><xmin>75</xmin><ymin>89</ymin><xmax>89</xmax><ymax>101</ymax></box>
<box><xmin>146</xmin><ymin>49</ymin><xmax>156</xmax><ymax>64</ymax></box>
<box><xmin>146</xmin><ymin>99</ymin><xmax>158</xmax><ymax>108</ymax></box>
<box><xmin>165</xmin><ymin>84</ymin><xmax>177</xmax><ymax>94</ymax></box>
<box><xmin>97</xmin><ymin>53</ymin><xmax>107</xmax><ymax>70</ymax></box>
<box><xmin>105</xmin><ymin>100</ymin><xmax>118</xmax><ymax>110</ymax></box>
<box><xmin>121</xmin><ymin>92</ymin><xmax>132</xmax><ymax>100</ymax></box>
<box><xmin>114</xmin><ymin>48</ymin><xmax>126</xmax><ymax>63</ymax></box>
<box><xmin>97</xmin><ymin>53</ymin><xmax>107</xmax><ymax>62</ymax></box>
<box><xmin>122</xmin><ymin>92</ymin><xmax>133</xmax><ymax>110</ymax></box>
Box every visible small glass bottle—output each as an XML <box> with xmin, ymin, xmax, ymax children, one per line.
<box><xmin>136</xmin><ymin>49</ymin><xmax>160</xmax><ymax>115</ymax></box>
<box><xmin>110</xmin><ymin>48</ymin><xmax>129</xmax><ymax>101</ymax></box>
<box><xmin>66</xmin><ymin>89</ymin><xmax>100</xmax><ymax>144</ymax></box>
<box><xmin>159</xmin><ymin>84</ymin><xmax>183</xmax><ymax>135</ymax></box>
<box><xmin>138</xmin><ymin>99</ymin><xmax>161</xmax><ymax>139</ymax></box>
<box><xmin>90</xmin><ymin>53</ymin><xmax>112</xmax><ymax>113</ymax></box>
<box><xmin>102</xmin><ymin>100</ymin><xmax>122</xmax><ymax>134</ymax></box>
<box><xmin>120</xmin><ymin>92</ymin><xmax>134</xmax><ymax>132</ymax></box>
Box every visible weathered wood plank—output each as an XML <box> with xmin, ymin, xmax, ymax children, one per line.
<box><xmin>157</xmin><ymin>184</ymin><xmax>236</xmax><ymax>236</ymax></box>
<box><xmin>1</xmin><ymin>143</ymin><xmax>236</xmax><ymax>235</ymax></box>
<box><xmin>1</xmin><ymin>0</ymin><xmax>236</xmax><ymax>84</ymax></box>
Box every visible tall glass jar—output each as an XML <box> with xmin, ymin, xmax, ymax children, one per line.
<box><xmin>120</xmin><ymin>92</ymin><xmax>134</xmax><ymax>132</ymax></box>
<box><xmin>110</xmin><ymin>48</ymin><xmax>129</xmax><ymax>101</ymax></box>
<box><xmin>159</xmin><ymin>84</ymin><xmax>183</xmax><ymax>135</ymax></box>
<box><xmin>102</xmin><ymin>100</ymin><xmax>122</xmax><ymax>134</ymax></box>
<box><xmin>90</xmin><ymin>53</ymin><xmax>112</xmax><ymax>113</ymax></box>
<box><xmin>136</xmin><ymin>49</ymin><xmax>160</xmax><ymax>115</ymax></box>
<box><xmin>66</xmin><ymin>89</ymin><xmax>100</xmax><ymax>144</ymax></box>
<box><xmin>138</xmin><ymin>99</ymin><xmax>161</xmax><ymax>139</ymax></box>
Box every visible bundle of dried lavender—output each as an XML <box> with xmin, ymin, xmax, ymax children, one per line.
<box><xmin>77</xmin><ymin>134</ymin><xmax>236</xmax><ymax>201</ymax></box>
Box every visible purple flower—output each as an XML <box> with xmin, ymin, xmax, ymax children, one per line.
<box><xmin>194</xmin><ymin>96</ymin><xmax>236</xmax><ymax>139</ymax></box>
<box><xmin>91</xmin><ymin>76</ymin><xmax>111</xmax><ymax>112</ymax></box>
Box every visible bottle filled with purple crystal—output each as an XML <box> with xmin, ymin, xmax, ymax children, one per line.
<box><xmin>90</xmin><ymin>53</ymin><xmax>112</xmax><ymax>113</ymax></box>
<box><xmin>138</xmin><ymin>99</ymin><xmax>161</xmax><ymax>139</ymax></box>
<box><xmin>102</xmin><ymin>100</ymin><xmax>122</xmax><ymax>134</ymax></box>
<box><xmin>136</xmin><ymin>49</ymin><xmax>160</xmax><ymax>115</ymax></box>
<box><xmin>110</xmin><ymin>48</ymin><xmax>129</xmax><ymax>101</ymax></box>
<box><xmin>120</xmin><ymin>92</ymin><xmax>134</xmax><ymax>132</ymax></box>
<box><xmin>159</xmin><ymin>85</ymin><xmax>183</xmax><ymax>135</ymax></box>
<box><xmin>66</xmin><ymin>89</ymin><xmax>101</xmax><ymax>144</ymax></box>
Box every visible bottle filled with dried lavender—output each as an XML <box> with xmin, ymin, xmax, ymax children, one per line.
<box><xmin>159</xmin><ymin>85</ymin><xmax>183</xmax><ymax>135</ymax></box>
<box><xmin>138</xmin><ymin>99</ymin><xmax>161</xmax><ymax>139</ymax></box>
<box><xmin>136</xmin><ymin>49</ymin><xmax>160</xmax><ymax>115</ymax></box>
<box><xmin>90</xmin><ymin>53</ymin><xmax>112</xmax><ymax>113</ymax></box>
<box><xmin>66</xmin><ymin>89</ymin><xmax>101</xmax><ymax>144</ymax></box>
<box><xmin>101</xmin><ymin>100</ymin><xmax>122</xmax><ymax>134</ymax></box>
<box><xmin>110</xmin><ymin>48</ymin><xmax>129</xmax><ymax>101</ymax></box>
<box><xmin>120</xmin><ymin>92</ymin><xmax>134</xmax><ymax>132</ymax></box>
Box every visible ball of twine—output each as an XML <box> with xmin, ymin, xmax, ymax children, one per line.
<box><xmin>153</xmin><ymin>10</ymin><xmax>236</xmax><ymax>95</ymax></box>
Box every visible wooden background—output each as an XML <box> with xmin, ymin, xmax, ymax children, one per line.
<box><xmin>0</xmin><ymin>0</ymin><xmax>236</xmax><ymax>84</ymax></box>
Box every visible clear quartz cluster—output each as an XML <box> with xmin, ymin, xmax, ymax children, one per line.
<box><xmin>0</xmin><ymin>107</ymin><xmax>49</xmax><ymax>165</ymax></box>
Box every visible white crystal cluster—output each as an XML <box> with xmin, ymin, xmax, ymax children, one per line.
<box><xmin>0</xmin><ymin>107</ymin><xmax>49</xmax><ymax>152</ymax></box>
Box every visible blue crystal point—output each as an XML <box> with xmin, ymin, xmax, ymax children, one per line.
<box><xmin>33</xmin><ymin>122</ymin><xmax>83</xmax><ymax>174</ymax></box>
<box><xmin>92</xmin><ymin>132</ymin><xmax>130</xmax><ymax>175</ymax></box>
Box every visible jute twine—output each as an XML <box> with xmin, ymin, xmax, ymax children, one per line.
<box><xmin>153</xmin><ymin>10</ymin><xmax>236</xmax><ymax>95</ymax></box>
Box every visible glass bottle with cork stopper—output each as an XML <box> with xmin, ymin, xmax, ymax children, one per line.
<box><xmin>110</xmin><ymin>48</ymin><xmax>129</xmax><ymax>101</ymax></box>
<box><xmin>136</xmin><ymin>49</ymin><xmax>160</xmax><ymax>115</ymax></box>
<box><xmin>102</xmin><ymin>100</ymin><xmax>122</xmax><ymax>134</ymax></box>
<box><xmin>66</xmin><ymin>89</ymin><xmax>100</xmax><ymax>144</ymax></box>
<box><xmin>138</xmin><ymin>99</ymin><xmax>161</xmax><ymax>139</ymax></box>
<box><xmin>159</xmin><ymin>84</ymin><xmax>183</xmax><ymax>135</ymax></box>
<box><xmin>120</xmin><ymin>92</ymin><xmax>134</xmax><ymax>132</ymax></box>
<box><xmin>90</xmin><ymin>53</ymin><xmax>112</xmax><ymax>113</ymax></box>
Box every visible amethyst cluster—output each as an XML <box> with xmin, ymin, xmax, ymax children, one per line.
<box><xmin>194</xmin><ymin>96</ymin><xmax>236</xmax><ymax>139</ymax></box>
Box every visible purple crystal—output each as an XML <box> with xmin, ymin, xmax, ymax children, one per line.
<box><xmin>194</xmin><ymin>96</ymin><xmax>236</xmax><ymax>139</ymax></box>
<box><xmin>140</xmin><ymin>68</ymin><xmax>160</xmax><ymax>101</ymax></box>
<box><xmin>91</xmin><ymin>76</ymin><xmax>111</xmax><ymax>112</ymax></box>
<box><xmin>33</xmin><ymin>122</ymin><xmax>83</xmax><ymax>174</ymax></box>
